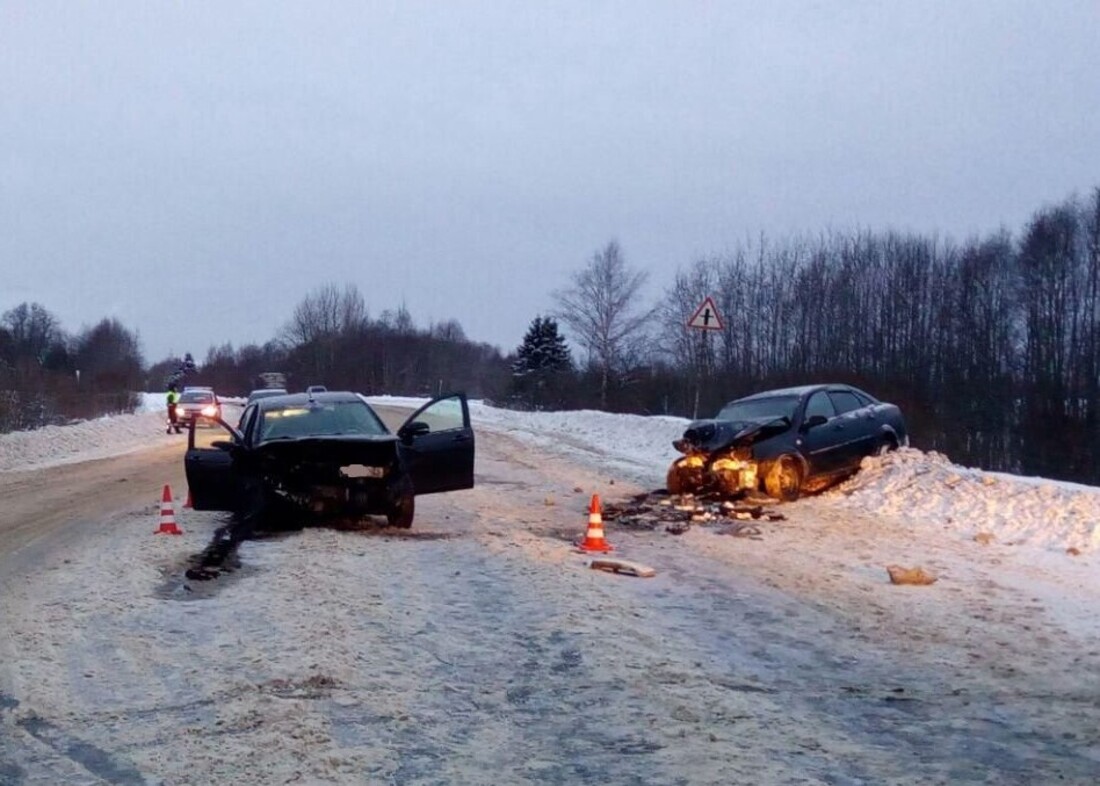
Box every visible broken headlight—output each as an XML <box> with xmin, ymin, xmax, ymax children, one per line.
<box><xmin>710</xmin><ymin>456</ymin><xmax>758</xmax><ymax>493</ymax></box>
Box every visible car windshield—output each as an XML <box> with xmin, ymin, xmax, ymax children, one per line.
<box><xmin>179</xmin><ymin>391</ymin><xmax>214</xmax><ymax>404</ymax></box>
<box><xmin>716</xmin><ymin>395</ymin><xmax>799</xmax><ymax>422</ymax></box>
<box><xmin>259</xmin><ymin>401</ymin><xmax>388</xmax><ymax>440</ymax></box>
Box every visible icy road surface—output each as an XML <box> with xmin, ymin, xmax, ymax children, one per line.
<box><xmin>0</xmin><ymin>403</ymin><xmax>1099</xmax><ymax>784</ymax></box>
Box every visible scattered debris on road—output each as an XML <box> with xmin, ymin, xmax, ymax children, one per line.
<box><xmin>601</xmin><ymin>490</ymin><xmax>785</xmax><ymax>538</ymax></box>
<box><xmin>590</xmin><ymin>557</ymin><xmax>657</xmax><ymax>578</ymax></box>
<box><xmin>886</xmin><ymin>564</ymin><xmax>938</xmax><ymax>586</ymax></box>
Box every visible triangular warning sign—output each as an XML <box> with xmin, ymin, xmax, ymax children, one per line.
<box><xmin>687</xmin><ymin>297</ymin><xmax>723</xmax><ymax>331</ymax></box>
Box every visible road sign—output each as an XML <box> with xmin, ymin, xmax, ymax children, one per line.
<box><xmin>687</xmin><ymin>297</ymin><xmax>723</xmax><ymax>331</ymax></box>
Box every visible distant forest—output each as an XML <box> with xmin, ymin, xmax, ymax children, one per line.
<box><xmin>2</xmin><ymin>186</ymin><xmax>1098</xmax><ymax>484</ymax></box>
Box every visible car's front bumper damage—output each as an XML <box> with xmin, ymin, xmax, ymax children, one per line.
<box><xmin>256</xmin><ymin>438</ymin><xmax>405</xmax><ymax>518</ymax></box>
<box><xmin>667</xmin><ymin>451</ymin><xmax>760</xmax><ymax>496</ymax></box>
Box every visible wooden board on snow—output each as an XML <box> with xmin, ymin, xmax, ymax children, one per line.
<box><xmin>589</xmin><ymin>557</ymin><xmax>657</xmax><ymax>578</ymax></box>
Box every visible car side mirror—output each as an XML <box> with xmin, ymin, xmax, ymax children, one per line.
<box><xmin>801</xmin><ymin>414</ymin><xmax>828</xmax><ymax>431</ymax></box>
<box><xmin>399</xmin><ymin>421</ymin><xmax>431</xmax><ymax>443</ymax></box>
<box><xmin>210</xmin><ymin>440</ymin><xmax>235</xmax><ymax>451</ymax></box>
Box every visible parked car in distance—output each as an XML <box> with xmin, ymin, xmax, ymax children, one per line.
<box><xmin>177</xmin><ymin>388</ymin><xmax>222</xmax><ymax>426</ymax></box>
<box><xmin>184</xmin><ymin>391</ymin><xmax>475</xmax><ymax>528</ymax></box>
<box><xmin>667</xmin><ymin>383</ymin><xmax>908</xmax><ymax>502</ymax></box>
<box><xmin>306</xmin><ymin>385</ymin><xmax>327</xmax><ymax>395</ymax></box>
<box><xmin>246</xmin><ymin>388</ymin><xmax>289</xmax><ymax>405</ymax></box>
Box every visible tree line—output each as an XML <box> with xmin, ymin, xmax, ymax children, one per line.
<box><xmin>2</xmin><ymin>186</ymin><xmax>1097</xmax><ymax>484</ymax></box>
<box><xmin>542</xmin><ymin>188</ymin><xmax>1100</xmax><ymax>483</ymax></box>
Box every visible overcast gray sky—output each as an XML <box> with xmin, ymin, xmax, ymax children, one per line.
<box><xmin>2</xmin><ymin>1</ymin><xmax>1098</xmax><ymax>363</ymax></box>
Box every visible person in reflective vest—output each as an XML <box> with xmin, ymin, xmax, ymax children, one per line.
<box><xmin>166</xmin><ymin>386</ymin><xmax>182</xmax><ymax>434</ymax></box>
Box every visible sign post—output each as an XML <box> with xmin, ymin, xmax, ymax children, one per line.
<box><xmin>686</xmin><ymin>297</ymin><xmax>724</xmax><ymax>418</ymax></box>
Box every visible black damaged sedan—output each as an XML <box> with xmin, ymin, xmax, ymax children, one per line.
<box><xmin>667</xmin><ymin>384</ymin><xmax>907</xmax><ymax>502</ymax></box>
<box><xmin>184</xmin><ymin>391</ymin><xmax>474</xmax><ymax>528</ymax></box>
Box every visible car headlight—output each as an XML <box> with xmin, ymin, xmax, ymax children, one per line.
<box><xmin>201</xmin><ymin>405</ymin><xmax>217</xmax><ymax>417</ymax></box>
<box><xmin>676</xmin><ymin>455</ymin><xmax>706</xmax><ymax>469</ymax></box>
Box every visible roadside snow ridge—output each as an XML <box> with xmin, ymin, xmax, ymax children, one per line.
<box><xmin>822</xmin><ymin>448</ymin><xmax>1100</xmax><ymax>554</ymax></box>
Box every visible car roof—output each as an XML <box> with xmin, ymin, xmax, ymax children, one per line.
<box><xmin>734</xmin><ymin>383</ymin><xmax>877</xmax><ymax>403</ymax></box>
<box><xmin>736</xmin><ymin>384</ymin><xmax>827</xmax><ymax>401</ymax></box>
<box><xmin>252</xmin><ymin>390</ymin><xmax>367</xmax><ymax>410</ymax></box>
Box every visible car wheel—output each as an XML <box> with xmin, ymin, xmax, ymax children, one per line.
<box><xmin>875</xmin><ymin>437</ymin><xmax>898</xmax><ymax>456</ymax></box>
<box><xmin>387</xmin><ymin>492</ymin><xmax>415</xmax><ymax>529</ymax></box>
<box><xmin>764</xmin><ymin>455</ymin><xmax>803</xmax><ymax>502</ymax></box>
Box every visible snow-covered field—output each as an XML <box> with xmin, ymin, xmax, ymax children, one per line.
<box><xmin>1</xmin><ymin>393</ymin><xmax>1098</xmax><ymax>556</ymax></box>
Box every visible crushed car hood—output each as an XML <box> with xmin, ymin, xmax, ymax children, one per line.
<box><xmin>674</xmin><ymin>416</ymin><xmax>791</xmax><ymax>453</ymax></box>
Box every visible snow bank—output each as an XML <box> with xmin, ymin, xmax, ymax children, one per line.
<box><xmin>0</xmin><ymin>410</ymin><xmax>171</xmax><ymax>472</ymax></box>
<box><xmin>4</xmin><ymin>394</ymin><xmax>1099</xmax><ymax>553</ymax></box>
<box><xmin>821</xmin><ymin>448</ymin><xmax>1100</xmax><ymax>554</ymax></box>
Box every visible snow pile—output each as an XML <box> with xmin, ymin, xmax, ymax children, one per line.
<box><xmin>0</xmin><ymin>392</ymin><xmax>235</xmax><ymax>473</ymax></box>
<box><xmin>0</xmin><ymin>410</ymin><xmax>171</xmax><ymax>472</ymax></box>
<box><xmin>822</xmin><ymin>448</ymin><xmax>1100</xmax><ymax>553</ymax></box>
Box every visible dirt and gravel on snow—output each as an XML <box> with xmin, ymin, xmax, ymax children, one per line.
<box><xmin>1</xmin><ymin>405</ymin><xmax>1100</xmax><ymax>785</ymax></box>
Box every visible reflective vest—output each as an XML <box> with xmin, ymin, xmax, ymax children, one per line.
<box><xmin>167</xmin><ymin>391</ymin><xmax>180</xmax><ymax>406</ymax></box>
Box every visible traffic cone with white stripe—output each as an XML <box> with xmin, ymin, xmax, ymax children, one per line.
<box><xmin>576</xmin><ymin>494</ymin><xmax>612</xmax><ymax>553</ymax></box>
<box><xmin>155</xmin><ymin>484</ymin><xmax>183</xmax><ymax>535</ymax></box>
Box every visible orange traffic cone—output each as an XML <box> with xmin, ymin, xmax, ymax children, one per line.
<box><xmin>155</xmin><ymin>484</ymin><xmax>183</xmax><ymax>535</ymax></box>
<box><xmin>576</xmin><ymin>494</ymin><xmax>613</xmax><ymax>553</ymax></box>
<box><xmin>183</xmin><ymin>488</ymin><xmax>193</xmax><ymax>509</ymax></box>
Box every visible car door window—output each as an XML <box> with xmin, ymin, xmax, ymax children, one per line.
<box><xmin>238</xmin><ymin>404</ymin><xmax>258</xmax><ymax>438</ymax></box>
<box><xmin>851</xmin><ymin>390</ymin><xmax>874</xmax><ymax>407</ymax></box>
<box><xmin>804</xmin><ymin>391</ymin><xmax>837</xmax><ymax>420</ymax></box>
<box><xmin>409</xmin><ymin>395</ymin><xmax>465</xmax><ymax>433</ymax></box>
<box><xmin>828</xmin><ymin>391</ymin><xmax>864</xmax><ymax>415</ymax></box>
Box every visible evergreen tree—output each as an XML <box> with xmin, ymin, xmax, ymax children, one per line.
<box><xmin>511</xmin><ymin>316</ymin><xmax>573</xmax><ymax>409</ymax></box>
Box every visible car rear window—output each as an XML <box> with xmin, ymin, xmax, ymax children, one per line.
<box><xmin>260</xmin><ymin>401</ymin><xmax>388</xmax><ymax>440</ymax></box>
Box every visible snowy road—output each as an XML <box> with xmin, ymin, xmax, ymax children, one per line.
<box><xmin>1</xmin><ymin>408</ymin><xmax>1100</xmax><ymax>784</ymax></box>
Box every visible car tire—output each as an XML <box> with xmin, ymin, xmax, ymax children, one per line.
<box><xmin>386</xmin><ymin>475</ymin><xmax>415</xmax><ymax>529</ymax></box>
<box><xmin>764</xmin><ymin>455</ymin><xmax>803</xmax><ymax>502</ymax></box>
<box><xmin>875</xmin><ymin>437</ymin><xmax>898</xmax><ymax>456</ymax></box>
<box><xmin>387</xmin><ymin>492</ymin><xmax>415</xmax><ymax>529</ymax></box>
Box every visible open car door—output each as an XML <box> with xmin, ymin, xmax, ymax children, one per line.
<box><xmin>396</xmin><ymin>393</ymin><xmax>475</xmax><ymax>495</ymax></box>
<box><xmin>184</xmin><ymin>417</ymin><xmax>244</xmax><ymax>511</ymax></box>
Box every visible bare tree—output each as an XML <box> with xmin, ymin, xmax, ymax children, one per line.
<box><xmin>73</xmin><ymin>318</ymin><xmax>144</xmax><ymax>388</ymax></box>
<box><xmin>2</xmin><ymin>302</ymin><xmax>61</xmax><ymax>364</ymax></box>
<box><xmin>281</xmin><ymin>284</ymin><xmax>368</xmax><ymax>382</ymax></box>
<box><xmin>431</xmin><ymin>319</ymin><xmax>467</xmax><ymax>343</ymax></box>
<box><xmin>282</xmin><ymin>283</ymin><xmax>367</xmax><ymax>347</ymax></box>
<box><xmin>555</xmin><ymin>241</ymin><xmax>654</xmax><ymax>408</ymax></box>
